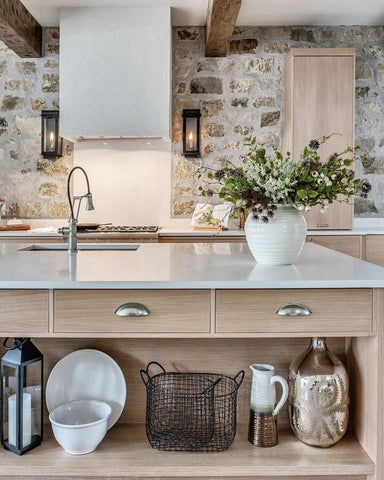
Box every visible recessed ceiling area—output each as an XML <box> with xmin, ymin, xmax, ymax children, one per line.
<box><xmin>21</xmin><ymin>0</ymin><xmax>384</xmax><ymax>26</ymax></box>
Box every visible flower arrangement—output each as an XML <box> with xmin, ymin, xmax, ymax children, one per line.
<box><xmin>197</xmin><ymin>134</ymin><xmax>371</xmax><ymax>223</ymax></box>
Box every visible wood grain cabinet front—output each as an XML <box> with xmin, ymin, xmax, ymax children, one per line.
<box><xmin>307</xmin><ymin>235</ymin><xmax>361</xmax><ymax>259</ymax></box>
<box><xmin>0</xmin><ymin>290</ymin><xmax>49</xmax><ymax>334</ymax></box>
<box><xmin>215</xmin><ymin>289</ymin><xmax>373</xmax><ymax>335</ymax></box>
<box><xmin>54</xmin><ymin>289</ymin><xmax>211</xmax><ymax>334</ymax></box>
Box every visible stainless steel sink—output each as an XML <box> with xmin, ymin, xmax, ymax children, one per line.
<box><xmin>19</xmin><ymin>243</ymin><xmax>140</xmax><ymax>251</ymax></box>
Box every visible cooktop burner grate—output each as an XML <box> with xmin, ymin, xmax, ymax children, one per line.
<box><xmin>96</xmin><ymin>225</ymin><xmax>158</xmax><ymax>233</ymax></box>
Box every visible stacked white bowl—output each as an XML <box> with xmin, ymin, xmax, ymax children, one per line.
<box><xmin>49</xmin><ymin>399</ymin><xmax>112</xmax><ymax>455</ymax></box>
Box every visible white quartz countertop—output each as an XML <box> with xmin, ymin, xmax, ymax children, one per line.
<box><xmin>1</xmin><ymin>242</ymin><xmax>384</xmax><ymax>289</ymax></box>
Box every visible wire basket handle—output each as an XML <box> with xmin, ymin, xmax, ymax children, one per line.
<box><xmin>202</xmin><ymin>377</ymin><xmax>222</xmax><ymax>395</ymax></box>
<box><xmin>140</xmin><ymin>361</ymin><xmax>166</xmax><ymax>386</ymax></box>
<box><xmin>233</xmin><ymin>370</ymin><xmax>245</xmax><ymax>388</ymax></box>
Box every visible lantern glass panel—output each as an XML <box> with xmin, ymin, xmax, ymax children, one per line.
<box><xmin>24</xmin><ymin>361</ymin><xmax>42</xmax><ymax>440</ymax></box>
<box><xmin>2</xmin><ymin>365</ymin><xmax>16</xmax><ymax>446</ymax></box>
<box><xmin>185</xmin><ymin>117</ymin><xmax>198</xmax><ymax>153</ymax></box>
<box><xmin>43</xmin><ymin>117</ymin><xmax>57</xmax><ymax>153</ymax></box>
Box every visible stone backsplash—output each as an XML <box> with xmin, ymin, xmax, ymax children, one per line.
<box><xmin>0</xmin><ymin>28</ymin><xmax>72</xmax><ymax>219</ymax></box>
<box><xmin>172</xmin><ymin>26</ymin><xmax>384</xmax><ymax>218</ymax></box>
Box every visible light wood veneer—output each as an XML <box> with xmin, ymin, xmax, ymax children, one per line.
<box><xmin>54</xmin><ymin>289</ymin><xmax>211</xmax><ymax>334</ymax></box>
<box><xmin>0</xmin><ymin>290</ymin><xmax>48</xmax><ymax>334</ymax></box>
<box><xmin>216</xmin><ymin>289</ymin><xmax>373</xmax><ymax>335</ymax></box>
<box><xmin>284</xmin><ymin>48</ymin><xmax>355</xmax><ymax>230</ymax></box>
<box><xmin>0</xmin><ymin>425</ymin><xmax>374</xmax><ymax>478</ymax></box>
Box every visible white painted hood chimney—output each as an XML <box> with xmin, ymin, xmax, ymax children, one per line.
<box><xmin>59</xmin><ymin>7</ymin><xmax>171</xmax><ymax>141</ymax></box>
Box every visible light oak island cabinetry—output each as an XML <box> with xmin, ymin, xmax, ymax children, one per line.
<box><xmin>284</xmin><ymin>48</ymin><xmax>356</xmax><ymax>230</ymax></box>
<box><xmin>0</xmin><ymin>243</ymin><xmax>383</xmax><ymax>480</ymax></box>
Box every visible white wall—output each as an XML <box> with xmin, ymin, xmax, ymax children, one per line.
<box><xmin>73</xmin><ymin>140</ymin><xmax>187</xmax><ymax>227</ymax></box>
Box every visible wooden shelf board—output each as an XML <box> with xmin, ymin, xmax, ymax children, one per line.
<box><xmin>0</xmin><ymin>424</ymin><xmax>375</xmax><ymax>477</ymax></box>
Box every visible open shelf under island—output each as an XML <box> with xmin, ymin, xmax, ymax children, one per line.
<box><xmin>0</xmin><ymin>242</ymin><xmax>383</xmax><ymax>480</ymax></box>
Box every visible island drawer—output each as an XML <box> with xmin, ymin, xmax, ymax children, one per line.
<box><xmin>54</xmin><ymin>290</ymin><xmax>211</xmax><ymax>333</ymax></box>
<box><xmin>0</xmin><ymin>290</ymin><xmax>49</xmax><ymax>334</ymax></box>
<box><xmin>215</xmin><ymin>289</ymin><xmax>373</xmax><ymax>334</ymax></box>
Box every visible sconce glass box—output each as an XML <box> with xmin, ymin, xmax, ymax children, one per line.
<box><xmin>182</xmin><ymin>109</ymin><xmax>201</xmax><ymax>157</ymax></box>
<box><xmin>41</xmin><ymin>110</ymin><xmax>62</xmax><ymax>159</ymax></box>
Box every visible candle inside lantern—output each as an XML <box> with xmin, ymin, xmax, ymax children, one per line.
<box><xmin>188</xmin><ymin>131</ymin><xmax>194</xmax><ymax>150</ymax></box>
<box><xmin>49</xmin><ymin>131</ymin><xmax>55</xmax><ymax>150</ymax></box>
<box><xmin>8</xmin><ymin>393</ymin><xmax>32</xmax><ymax>447</ymax></box>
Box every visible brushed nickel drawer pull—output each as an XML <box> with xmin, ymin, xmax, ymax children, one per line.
<box><xmin>316</xmin><ymin>223</ymin><xmax>329</xmax><ymax>228</ymax></box>
<box><xmin>114</xmin><ymin>302</ymin><xmax>150</xmax><ymax>317</ymax></box>
<box><xmin>276</xmin><ymin>303</ymin><xmax>312</xmax><ymax>316</ymax></box>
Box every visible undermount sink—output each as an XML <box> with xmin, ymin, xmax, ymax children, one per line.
<box><xmin>19</xmin><ymin>243</ymin><xmax>140</xmax><ymax>252</ymax></box>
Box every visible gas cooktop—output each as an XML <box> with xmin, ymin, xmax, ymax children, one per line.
<box><xmin>95</xmin><ymin>225</ymin><xmax>158</xmax><ymax>233</ymax></box>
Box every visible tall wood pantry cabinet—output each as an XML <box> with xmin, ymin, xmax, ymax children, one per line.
<box><xmin>283</xmin><ymin>48</ymin><xmax>356</xmax><ymax>230</ymax></box>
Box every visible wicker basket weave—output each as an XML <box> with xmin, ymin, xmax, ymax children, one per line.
<box><xmin>140</xmin><ymin>361</ymin><xmax>244</xmax><ymax>452</ymax></box>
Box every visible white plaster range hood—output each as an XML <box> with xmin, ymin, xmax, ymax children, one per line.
<box><xmin>59</xmin><ymin>7</ymin><xmax>171</xmax><ymax>141</ymax></box>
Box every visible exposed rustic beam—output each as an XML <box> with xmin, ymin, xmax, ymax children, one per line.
<box><xmin>0</xmin><ymin>0</ymin><xmax>42</xmax><ymax>57</ymax></box>
<box><xmin>205</xmin><ymin>0</ymin><xmax>242</xmax><ymax>57</ymax></box>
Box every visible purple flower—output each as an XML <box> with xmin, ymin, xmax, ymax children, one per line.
<box><xmin>214</xmin><ymin>169</ymin><xmax>225</xmax><ymax>181</ymax></box>
<box><xmin>309</xmin><ymin>139</ymin><xmax>320</xmax><ymax>150</ymax></box>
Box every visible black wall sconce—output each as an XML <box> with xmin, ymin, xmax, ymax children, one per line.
<box><xmin>41</xmin><ymin>110</ymin><xmax>62</xmax><ymax>159</ymax></box>
<box><xmin>182</xmin><ymin>109</ymin><xmax>201</xmax><ymax>157</ymax></box>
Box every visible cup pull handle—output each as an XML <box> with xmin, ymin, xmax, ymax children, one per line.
<box><xmin>276</xmin><ymin>303</ymin><xmax>312</xmax><ymax>316</ymax></box>
<box><xmin>271</xmin><ymin>375</ymin><xmax>288</xmax><ymax>417</ymax></box>
<box><xmin>114</xmin><ymin>302</ymin><xmax>150</xmax><ymax>317</ymax></box>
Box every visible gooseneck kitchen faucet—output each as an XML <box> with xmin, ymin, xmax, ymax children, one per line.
<box><xmin>58</xmin><ymin>166</ymin><xmax>95</xmax><ymax>252</ymax></box>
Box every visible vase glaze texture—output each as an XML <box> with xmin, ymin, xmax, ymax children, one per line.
<box><xmin>288</xmin><ymin>337</ymin><xmax>349</xmax><ymax>448</ymax></box>
<box><xmin>244</xmin><ymin>205</ymin><xmax>307</xmax><ymax>265</ymax></box>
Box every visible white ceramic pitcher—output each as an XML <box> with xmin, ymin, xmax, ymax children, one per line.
<box><xmin>249</xmin><ymin>363</ymin><xmax>288</xmax><ymax>416</ymax></box>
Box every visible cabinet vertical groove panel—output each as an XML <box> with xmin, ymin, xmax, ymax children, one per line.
<box><xmin>283</xmin><ymin>48</ymin><xmax>356</xmax><ymax>230</ymax></box>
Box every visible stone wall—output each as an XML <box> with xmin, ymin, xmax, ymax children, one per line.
<box><xmin>172</xmin><ymin>26</ymin><xmax>384</xmax><ymax>218</ymax></box>
<box><xmin>0</xmin><ymin>28</ymin><xmax>72</xmax><ymax>219</ymax></box>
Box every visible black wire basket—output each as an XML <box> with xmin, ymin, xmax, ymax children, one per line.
<box><xmin>140</xmin><ymin>361</ymin><xmax>245</xmax><ymax>452</ymax></box>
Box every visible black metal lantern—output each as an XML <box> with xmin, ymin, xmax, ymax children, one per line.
<box><xmin>41</xmin><ymin>110</ymin><xmax>62</xmax><ymax>159</ymax></box>
<box><xmin>182</xmin><ymin>109</ymin><xmax>201</xmax><ymax>157</ymax></box>
<box><xmin>1</xmin><ymin>338</ymin><xmax>43</xmax><ymax>455</ymax></box>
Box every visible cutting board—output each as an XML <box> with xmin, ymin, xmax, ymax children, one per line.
<box><xmin>0</xmin><ymin>224</ymin><xmax>30</xmax><ymax>231</ymax></box>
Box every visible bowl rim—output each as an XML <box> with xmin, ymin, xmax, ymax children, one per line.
<box><xmin>49</xmin><ymin>399</ymin><xmax>112</xmax><ymax>429</ymax></box>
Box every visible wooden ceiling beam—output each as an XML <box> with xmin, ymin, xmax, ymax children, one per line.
<box><xmin>205</xmin><ymin>0</ymin><xmax>242</xmax><ymax>57</ymax></box>
<box><xmin>0</xmin><ymin>0</ymin><xmax>42</xmax><ymax>58</ymax></box>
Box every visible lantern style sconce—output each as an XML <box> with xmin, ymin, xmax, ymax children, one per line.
<box><xmin>1</xmin><ymin>338</ymin><xmax>43</xmax><ymax>455</ymax></box>
<box><xmin>182</xmin><ymin>109</ymin><xmax>201</xmax><ymax>157</ymax></box>
<box><xmin>41</xmin><ymin>110</ymin><xmax>62</xmax><ymax>159</ymax></box>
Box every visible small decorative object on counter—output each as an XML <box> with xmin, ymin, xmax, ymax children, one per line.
<box><xmin>140</xmin><ymin>361</ymin><xmax>244</xmax><ymax>452</ymax></box>
<box><xmin>1</xmin><ymin>338</ymin><xmax>43</xmax><ymax>455</ymax></box>
<box><xmin>197</xmin><ymin>133</ymin><xmax>371</xmax><ymax>265</ymax></box>
<box><xmin>288</xmin><ymin>337</ymin><xmax>349</xmax><ymax>448</ymax></box>
<box><xmin>248</xmin><ymin>364</ymin><xmax>288</xmax><ymax>447</ymax></box>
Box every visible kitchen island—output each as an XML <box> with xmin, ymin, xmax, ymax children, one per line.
<box><xmin>0</xmin><ymin>242</ymin><xmax>383</xmax><ymax>480</ymax></box>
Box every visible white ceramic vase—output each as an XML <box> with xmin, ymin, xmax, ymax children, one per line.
<box><xmin>244</xmin><ymin>205</ymin><xmax>307</xmax><ymax>265</ymax></box>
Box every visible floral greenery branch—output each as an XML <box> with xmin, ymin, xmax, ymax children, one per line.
<box><xmin>196</xmin><ymin>133</ymin><xmax>371</xmax><ymax>223</ymax></box>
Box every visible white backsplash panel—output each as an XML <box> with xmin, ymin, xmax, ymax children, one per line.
<box><xmin>73</xmin><ymin>139</ymin><xmax>175</xmax><ymax>226</ymax></box>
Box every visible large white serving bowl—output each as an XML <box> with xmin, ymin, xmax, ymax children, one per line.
<box><xmin>49</xmin><ymin>399</ymin><xmax>112</xmax><ymax>455</ymax></box>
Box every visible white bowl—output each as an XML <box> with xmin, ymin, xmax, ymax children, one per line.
<box><xmin>49</xmin><ymin>399</ymin><xmax>112</xmax><ymax>455</ymax></box>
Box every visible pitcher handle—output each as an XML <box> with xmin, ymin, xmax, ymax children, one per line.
<box><xmin>271</xmin><ymin>375</ymin><xmax>288</xmax><ymax>417</ymax></box>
